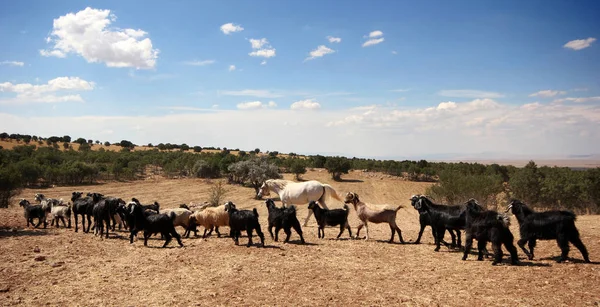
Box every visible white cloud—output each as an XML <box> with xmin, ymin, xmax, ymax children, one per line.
<box><xmin>362</xmin><ymin>38</ymin><xmax>385</xmax><ymax>47</ymax></box>
<box><xmin>249</xmin><ymin>49</ymin><xmax>276</xmax><ymax>58</ymax></box>
<box><xmin>436</xmin><ymin>101</ymin><xmax>457</xmax><ymax>110</ymax></box>
<box><xmin>438</xmin><ymin>89</ymin><xmax>504</xmax><ymax>99</ymax></box>
<box><xmin>220</xmin><ymin>89</ymin><xmax>283</xmax><ymax>98</ymax></box>
<box><xmin>368</xmin><ymin>30</ymin><xmax>383</xmax><ymax>38</ymax></box>
<box><xmin>229</xmin><ymin>65</ymin><xmax>236</xmax><ymax>71</ymax></box>
<box><xmin>529</xmin><ymin>90</ymin><xmax>566</xmax><ymax>98</ymax></box>
<box><xmin>2</xmin><ymin>98</ymin><xmax>599</xmax><ymax>157</ymax></box>
<box><xmin>220</xmin><ymin>23</ymin><xmax>244</xmax><ymax>35</ymax></box>
<box><xmin>391</xmin><ymin>50</ymin><xmax>397</xmax><ymax>55</ymax></box>
<box><xmin>183</xmin><ymin>60</ymin><xmax>215</xmax><ymax>66</ymax></box>
<box><xmin>291</xmin><ymin>99</ymin><xmax>321</xmax><ymax>110</ymax></box>
<box><xmin>40</xmin><ymin>7</ymin><xmax>159</xmax><ymax>69</ymax></box>
<box><xmin>389</xmin><ymin>88</ymin><xmax>410</xmax><ymax>93</ymax></box>
<box><xmin>553</xmin><ymin>96</ymin><xmax>600</xmax><ymax>103</ymax></box>
<box><xmin>305</xmin><ymin>45</ymin><xmax>335</xmax><ymax>61</ymax></box>
<box><xmin>249</xmin><ymin>38</ymin><xmax>268</xmax><ymax>49</ymax></box>
<box><xmin>248</xmin><ymin>38</ymin><xmax>276</xmax><ymax>58</ymax></box>
<box><xmin>0</xmin><ymin>61</ymin><xmax>25</xmax><ymax>67</ymax></box>
<box><xmin>237</xmin><ymin>100</ymin><xmax>277</xmax><ymax>110</ymax></box>
<box><xmin>563</xmin><ymin>37</ymin><xmax>596</xmax><ymax>50</ymax></box>
<box><xmin>327</xmin><ymin>36</ymin><xmax>341</xmax><ymax>43</ymax></box>
<box><xmin>260</xmin><ymin>60</ymin><xmax>267</xmax><ymax>65</ymax></box>
<box><xmin>0</xmin><ymin>77</ymin><xmax>94</xmax><ymax>104</ymax></box>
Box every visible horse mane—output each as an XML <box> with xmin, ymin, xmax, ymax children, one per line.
<box><xmin>266</xmin><ymin>179</ymin><xmax>294</xmax><ymax>190</ymax></box>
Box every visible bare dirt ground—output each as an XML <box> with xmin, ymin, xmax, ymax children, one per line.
<box><xmin>1</xmin><ymin>169</ymin><xmax>599</xmax><ymax>306</ymax></box>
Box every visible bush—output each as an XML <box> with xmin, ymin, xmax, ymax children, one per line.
<box><xmin>207</xmin><ymin>180</ymin><xmax>228</xmax><ymax>207</ymax></box>
<box><xmin>74</xmin><ymin>138</ymin><xmax>87</xmax><ymax>145</ymax></box>
<box><xmin>0</xmin><ymin>166</ymin><xmax>22</xmax><ymax>208</ymax></box>
<box><xmin>193</xmin><ymin>146</ymin><xmax>202</xmax><ymax>153</ymax></box>
<box><xmin>290</xmin><ymin>159</ymin><xmax>307</xmax><ymax>180</ymax></box>
<box><xmin>325</xmin><ymin>156</ymin><xmax>351</xmax><ymax>181</ymax></box>
<box><xmin>426</xmin><ymin>171</ymin><xmax>504</xmax><ymax>209</ymax></box>
<box><xmin>192</xmin><ymin>160</ymin><xmax>221</xmax><ymax>178</ymax></box>
<box><xmin>104</xmin><ymin>141</ymin><xmax>110</xmax><ymax>146</ymax></box>
<box><xmin>228</xmin><ymin>158</ymin><xmax>281</xmax><ymax>197</ymax></box>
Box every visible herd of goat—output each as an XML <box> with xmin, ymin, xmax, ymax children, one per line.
<box><xmin>17</xmin><ymin>191</ymin><xmax>591</xmax><ymax>266</ymax></box>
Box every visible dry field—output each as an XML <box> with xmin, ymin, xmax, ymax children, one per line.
<box><xmin>1</xmin><ymin>170</ymin><xmax>599</xmax><ymax>306</ymax></box>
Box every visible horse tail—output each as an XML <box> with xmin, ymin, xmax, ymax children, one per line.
<box><xmin>321</xmin><ymin>184</ymin><xmax>343</xmax><ymax>203</ymax></box>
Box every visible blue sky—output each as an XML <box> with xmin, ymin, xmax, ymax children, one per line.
<box><xmin>0</xmin><ymin>1</ymin><xmax>599</xmax><ymax>159</ymax></box>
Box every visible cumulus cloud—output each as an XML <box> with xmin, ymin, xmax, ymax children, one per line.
<box><xmin>220</xmin><ymin>23</ymin><xmax>244</xmax><ymax>35</ymax></box>
<box><xmin>2</xmin><ymin>98</ymin><xmax>598</xmax><ymax>157</ymax></box>
<box><xmin>248</xmin><ymin>38</ymin><xmax>276</xmax><ymax>58</ymax></box>
<box><xmin>305</xmin><ymin>45</ymin><xmax>335</xmax><ymax>61</ymax></box>
<box><xmin>220</xmin><ymin>89</ymin><xmax>283</xmax><ymax>98</ymax></box>
<box><xmin>438</xmin><ymin>90</ymin><xmax>504</xmax><ymax>99</ymax></box>
<box><xmin>229</xmin><ymin>65</ymin><xmax>236</xmax><ymax>71</ymax></box>
<box><xmin>563</xmin><ymin>37</ymin><xmax>596</xmax><ymax>50</ymax></box>
<box><xmin>183</xmin><ymin>60</ymin><xmax>215</xmax><ymax>66</ymax></box>
<box><xmin>529</xmin><ymin>90</ymin><xmax>566</xmax><ymax>98</ymax></box>
<box><xmin>0</xmin><ymin>61</ymin><xmax>24</xmax><ymax>67</ymax></box>
<box><xmin>0</xmin><ymin>77</ymin><xmax>94</xmax><ymax>104</ymax></box>
<box><xmin>291</xmin><ymin>99</ymin><xmax>321</xmax><ymax>110</ymax></box>
<box><xmin>237</xmin><ymin>101</ymin><xmax>277</xmax><ymax>110</ymax></box>
<box><xmin>327</xmin><ymin>36</ymin><xmax>341</xmax><ymax>43</ymax></box>
<box><xmin>40</xmin><ymin>7</ymin><xmax>159</xmax><ymax>69</ymax></box>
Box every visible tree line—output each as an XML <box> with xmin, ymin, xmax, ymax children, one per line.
<box><xmin>1</xmin><ymin>133</ymin><xmax>599</xmax><ymax>213</ymax></box>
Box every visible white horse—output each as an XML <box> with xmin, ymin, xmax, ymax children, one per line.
<box><xmin>257</xmin><ymin>179</ymin><xmax>344</xmax><ymax>226</ymax></box>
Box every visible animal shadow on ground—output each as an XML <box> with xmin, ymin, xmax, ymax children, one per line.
<box><xmin>0</xmin><ymin>229</ymin><xmax>54</xmax><ymax>238</ymax></box>
<box><xmin>514</xmin><ymin>260</ymin><xmax>551</xmax><ymax>267</ymax></box>
<box><xmin>284</xmin><ymin>240</ymin><xmax>318</xmax><ymax>246</ymax></box>
<box><xmin>334</xmin><ymin>178</ymin><xmax>364</xmax><ymax>183</ymax></box>
<box><xmin>540</xmin><ymin>256</ymin><xmax>599</xmax><ymax>265</ymax></box>
<box><xmin>258</xmin><ymin>244</ymin><xmax>282</xmax><ymax>249</ymax></box>
<box><xmin>375</xmin><ymin>239</ymin><xmax>407</xmax><ymax>245</ymax></box>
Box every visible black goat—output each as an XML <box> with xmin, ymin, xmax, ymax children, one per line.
<box><xmin>410</xmin><ymin>195</ymin><xmax>458</xmax><ymax>246</ymax></box>
<box><xmin>72</xmin><ymin>192</ymin><xmax>93</xmax><ymax>233</ymax></box>
<box><xmin>308</xmin><ymin>201</ymin><xmax>352</xmax><ymax>239</ymax></box>
<box><xmin>83</xmin><ymin>192</ymin><xmax>105</xmax><ymax>233</ymax></box>
<box><xmin>462</xmin><ymin>199</ymin><xmax>518</xmax><ymax>265</ymax></box>
<box><xmin>128</xmin><ymin>202</ymin><xmax>183</xmax><ymax>248</ymax></box>
<box><xmin>93</xmin><ymin>197</ymin><xmax>125</xmax><ymax>239</ymax></box>
<box><xmin>411</xmin><ymin>195</ymin><xmax>467</xmax><ymax>251</ymax></box>
<box><xmin>507</xmin><ymin>199</ymin><xmax>590</xmax><ymax>263</ymax></box>
<box><xmin>265</xmin><ymin>199</ymin><xmax>305</xmax><ymax>244</ymax></box>
<box><xmin>224</xmin><ymin>201</ymin><xmax>265</xmax><ymax>247</ymax></box>
<box><xmin>19</xmin><ymin>199</ymin><xmax>48</xmax><ymax>228</ymax></box>
<box><xmin>131</xmin><ymin>198</ymin><xmax>160</xmax><ymax>213</ymax></box>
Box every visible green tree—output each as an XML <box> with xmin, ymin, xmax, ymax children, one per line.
<box><xmin>104</xmin><ymin>141</ymin><xmax>110</xmax><ymax>146</ymax></box>
<box><xmin>193</xmin><ymin>146</ymin><xmax>202</xmax><ymax>153</ymax></box>
<box><xmin>509</xmin><ymin>161</ymin><xmax>542</xmax><ymax>205</ymax></box>
<box><xmin>74</xmin><ymin>138</ymin><xmax>87</xmax><ymax>145</ymax></box>
<box><xmin>228</xmin><ymin>158</ymin><xmax>281</xmax><ymax>197</ymax></box>
<box><xmin>325</xmin><ymin>156</ymin><xmax>351</xmax><ymax>181</ymax></box>
<box><xmin>290</xmin><ymin>159</ymin><xmax>307</xmax><ymax>180</ymax></box>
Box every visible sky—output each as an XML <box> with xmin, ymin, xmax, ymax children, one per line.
<box><xmin>0</xmin><ymin>1</ymin><xmax>599</xmax><ymax>159</ymax></box>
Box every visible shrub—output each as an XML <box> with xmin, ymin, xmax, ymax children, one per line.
<box><xmin>104</xmin><ymin>141</ymin><xmax>110</xmax><ymax>146</ymax></box>
<box><xmin>290</xmin><ymin>159</ymin><xmax>307</xmax><ymax>180</ymax></box>
<box><xmin>325</xmin><ymin>156</ymin><xmax>351</xmax><ymax>181</ymax></box>
<box><xmin>193</xmin><ymin>146</ymin><xmax>202</xmax><ymax>153</ymax></box>
<box><xmin>0</xmin><ymin>166</ymin><xmax>22</xmax><ymax>208</ymax></box>
<box><xmin>228</xmin><ymin>158</ymin><xmax>281</xmax><ymax>196</ymax></box>
<box><xmin>193</xmin><ymin>160</ymin><xmax>221</xmax><ymax>178</ymax></box>
<box><xmin>207</xmin><ymin>180</ymin><xmax>228</xmax><ymax>207</ymax></box>
<box><xmin>426</xmin><ymin>171</ymin><xmax>504</xmax><ymax>209</ymax></box>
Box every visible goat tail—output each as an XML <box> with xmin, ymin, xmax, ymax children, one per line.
<box><xmin>132</xmin><ymin>197</ymin><xmax>140</xmax><ymax>204</ymax></box>
<box><xmin>169</xmin><ymin>212</ymin><xmax>177</xmax><ymax>221</ymax></box>
<box><xmin>394</xmin><ymin>204</ymin><xmax>404</xmax><ymax>212</ymax></box>
<box><xmin>343</xmin><ymin>204</ymin><xmax>350</xmax><ymax>212</ymax></box>
<box><xmin>322</xmin><ymin>184</ymin><xmax>343</xmax><ymax>202</ymax></box>
<box><xmin>253</xmin><ymin>208</ymin><xmax>259</xmax><ymax>217</ymax></box>
<box><xmin>66</xmin><ymin>202</ymin><xmax>72</xmax><ymax>216</ymax></box>
<box><xmin>155</xmin><ymin>202</ymin><xmax>160</xmax><ymax>211</ymax></box>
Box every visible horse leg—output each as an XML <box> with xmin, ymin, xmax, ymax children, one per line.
<box><xmin>303</xmin><ymin>209</ymin><xmax>314</xmax><ymax>227</ymax></box>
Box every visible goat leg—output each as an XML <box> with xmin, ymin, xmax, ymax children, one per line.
<box><xmin>268</xmin><ymin>225</ymin><xmax>275</xmax><ymax>241</ymax></box>
<box><xmin>462</xmin><ymin>234</ymin><xmax>474</xmax><ymax>261</ymax></box>
<box><xmin>355</xmin><ymin>224</ymin><xmax>364</xmax><ymax>239</ymax></box>
<box><xmin>517</xmin><ymin>238</ymin><xmax>533</xmax><ymax>260</ymax></box>
<box><xmin>569</xmin><ymin>235</ymin><xmax>590</xmax><ymax>263</ymax></box>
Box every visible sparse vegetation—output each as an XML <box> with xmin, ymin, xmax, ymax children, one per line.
<box><xmin>1</xmin><ymin>132</ymin><xmax>599</xmax><ymax>213</ymax></box>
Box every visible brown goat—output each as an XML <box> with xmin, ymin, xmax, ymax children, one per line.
<box><xmin>344</xmin><ymin>192</ymin><xmax>405</xmax><ymax>243</ymax></box>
